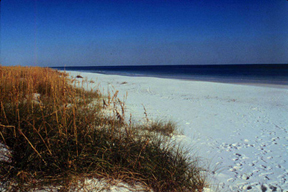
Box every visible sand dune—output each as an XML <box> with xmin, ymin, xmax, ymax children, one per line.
<box><xmin>68</xmin><ymin>71</ymin><xmax>288</xmax><ymax>192</ymax></box>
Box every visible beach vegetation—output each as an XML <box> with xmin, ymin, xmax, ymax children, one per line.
<box><xmin>0</xmin><ymin>66</ymin><xmax>207</xmax><ymax>191</ymax></box>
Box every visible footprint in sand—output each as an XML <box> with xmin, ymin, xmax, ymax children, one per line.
<box><xmin>241</xmin><ymin>172</ymin><xmax>253</xmax><ymax>180</ymax></box>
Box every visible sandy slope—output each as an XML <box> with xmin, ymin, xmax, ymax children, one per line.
<box><xmin>68</xmin><ymin>71</ymin><xmax>288</xmax><ymax>192</ymax></box>
<box><xmin>2</xmin><ymin>71</ymin><xmax>286</xmax><ymax>191</ymax></box>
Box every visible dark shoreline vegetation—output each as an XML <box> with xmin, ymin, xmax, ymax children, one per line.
<box><xmin>0</xmin><ymin>66</ymin><xmax>206</xmax><ymax>191</ymax></box>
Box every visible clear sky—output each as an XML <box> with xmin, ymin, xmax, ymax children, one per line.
<box><xmin>1</xmin><ymin>0</ymin><xmax>288</xmax><ymax>66</ymax></box>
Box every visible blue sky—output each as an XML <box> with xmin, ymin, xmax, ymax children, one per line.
<box><xmin>1</xmin><ymin>0</ymin><xmax>288</xmax><ymax>66</ymax></box>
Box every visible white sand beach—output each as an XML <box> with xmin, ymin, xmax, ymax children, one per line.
<box><xmin>68</xmin><ymin>71</ymin><xmax>288</xmax><ymax>192</ymax></box>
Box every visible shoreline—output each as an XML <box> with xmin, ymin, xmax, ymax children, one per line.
<box><xmin>64</xmin><ymin>70</ymin><xmax>288</xmax><ymax>89</ymax></box>
<box><xmin>68</xmin><ymin>71</ymin><xmax>288</xmax><ymax>191</ymax></box>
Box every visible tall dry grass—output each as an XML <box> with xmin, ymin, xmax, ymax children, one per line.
<box><xmin>0</xmin><ymin>65</ymin><xmax>207</xmax><ymax>191</ymax></box>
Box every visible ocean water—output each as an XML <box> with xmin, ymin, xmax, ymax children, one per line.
<box><xmin>53</xmin><ymin>64</ymin><xmax>288</xmax><ymax>85</ymax></box>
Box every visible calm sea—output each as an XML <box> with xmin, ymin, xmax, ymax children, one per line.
<box><xmin>53</xmin><ymin>64</ymin><xmax>288</xmax><ymax>86</ymax></box>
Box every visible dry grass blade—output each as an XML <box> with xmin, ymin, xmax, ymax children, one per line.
<box><xmin>18</xmin><ymin>128</ymin><xmax>47</xmax><ymax>166</ymax></box>
<box><xmin>26</xmin><ymin>120</ymin><xmax>53</xmax><ymax>156</ymax></box>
